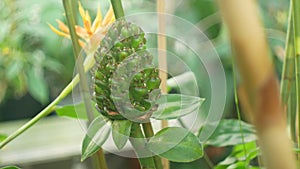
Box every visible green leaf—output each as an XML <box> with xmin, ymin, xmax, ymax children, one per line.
<box><xmin>6</xmin><ymin>61</ymin><xmax>23</xmax><ymax>80</ymax></box>
<box><xmin>56</xmin><ymin>102</ymin><xmax>98</xmax><ymax>120</ymax></box>
<box><xmin>204</xmin><ymin>119</ymin><xmax>256</xmax><ymax>147</ymax></box>
<box><xmin>0</xmin><ymin>134</ymin><xmax>7</xmax><ymax>142</ymax></box>
<box><xmin>81</xmin><ymin>115</ymin><xmax>111</xmax><ymax>161</ymax></box>
<box><xmin>216</xmin><ymin>141</ymin><xmax>260</xmax><ymax>168</ymax></box>
<box><xmin>152</xmin><ymin>94</ymin><xmax>205</xmax><ymax>120</ymax></box>
<box><xmin>26</xmin><ymin>67</ymin><xmax>49</xmax><ymax>104</ymax></box>
<box><xmin>112</xmin><ymin>120</ymin><xmax>132</xmax><ymax>150</ymax></box>
<box><xmin>0</xmin><ymin>166</ymin><xmax>21</xmax><ymax>169</ymax></box>
<box><xmin>147</xmin><ymin>127</ymin><xmax>203</xmax><ymax>162</ymax></box>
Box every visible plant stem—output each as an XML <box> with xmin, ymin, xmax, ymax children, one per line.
<box><xmin>231</xmin><ymin>63</ymin><xmax>247</xmax><ymax>167</ymax></box>
<box><xmin>0</xmin><ymin>77</ymin><xmax>75</xmax><ymax>149</ymax></box>
<box><xmin>62</xmin><ymin>1</ymin><xmax>107</xmax><ymax>169</ymax></box>
<box><xmin>130</xmin><ymin>123</ymin><xmax>156</xmax><ymax>169</ymax></box>
<box><xmin>292</xmin><ymin>0</ymin><xmax>300</xmax><ymax>154</ymax></box>
<box><xmin>0</xmin><ymin>57</ymin><xmax>97</xmax><ymax>149</ymax></box>
<box><xmin>289</xmin><ymin>85</ymin><xmax>297</xmax><ymax>142</ymax></box>
<box><xmin>96</xmin><ymin>148</ymin><xmax>108</xmax><ymax>169</ymax></box>
<box><xmin>281</xmin><ymin>3</ymin><xmax>295</xmax><ymax>106</ymax></box>
<box><xmin>203</xmin><ymin>152</ymin><xmax>214</xmax><ymax>169</ymax></box>
<box><xmin>280</xmin><ymin>2</ymin><xmax>296</xmax><ymax>142</ymax></box>
<box><xmin>142</xmin><ymin>122</ymin><xmax>163</xmax><ymax>169</ymax></box>
<box><xmin>62</xmin><ymin>0</ymin><xmax>95</xmax><ymax>123</ymax></box>
<box><xmin>111</xmin><ymin>0</ymin><xmax>125</xmax><ymax>19</ymax></box>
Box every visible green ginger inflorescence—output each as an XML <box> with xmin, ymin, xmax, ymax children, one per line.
<box><xmin>94</xmin><ymin>19</ymin><xmax>161</xmax><ymax>120</ymax></box>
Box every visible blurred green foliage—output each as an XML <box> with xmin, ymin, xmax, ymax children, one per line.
<box><xmin>0</xmin><ymin>0</ymin><xmax>74</xmax><ymax>105</ymax></box>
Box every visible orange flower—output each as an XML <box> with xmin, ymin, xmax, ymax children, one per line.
<box><xmin>48</xmin><ymin>2</ymin><xmax>115</xmax><ymax>49</ymax></box>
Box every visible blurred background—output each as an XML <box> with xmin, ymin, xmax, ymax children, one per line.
<box><xmin>0</xmin><ymin>0</ymin><xmax>289</xmax><ymax>168</ymax></box>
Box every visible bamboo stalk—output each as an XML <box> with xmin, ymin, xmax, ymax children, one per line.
<box><xmin>218</xmin><ymin>1</ymin><xmax>297</xmax><ymax>169</ymax></box>
<box><xmin>157</xmin><ymin>1</ymin><xmax>169</xmax><ymax>169</ymax></box>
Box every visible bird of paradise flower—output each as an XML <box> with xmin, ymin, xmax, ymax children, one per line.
<box><xmin>48</xmin><ymin>2</ymin><xmax>115</xmax><ymax>52</ymax></box>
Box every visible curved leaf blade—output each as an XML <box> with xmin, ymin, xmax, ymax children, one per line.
<box><xmin>152</xmin><ymin>94</ymin><xmax>205</xmax><ymax>120</ymax></box>
<box><xmin>112</xmin><ymin>120</ymin><xmax>132</xmax><ymax>150</ymax></box>
<box><xmin>203</xmin><ymin>119</ymin><xmax>257</xmax><ymax>147</ymax></box>
<box><xmin>147</xmin><ymin>127</ymin><xmax>203</xmax><ymax>162</ymax></box>
<box><xmin>81</xmin><ymin>115</ymin><xmax>111</xmax><ymax>161</ymax></box>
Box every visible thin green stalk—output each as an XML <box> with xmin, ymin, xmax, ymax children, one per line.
<box><xmin>289</xmin><ymin>83</ymin><xmax>297</xmax><ymax>142</ymax></box>
<box><xmin>96</xmin><ymin>148</ymin><xmax>108</xmax><ymax>169</ymax></box>
<box><xmin>63</xmin><ymin>1</ymin><xmax>107</xmax><ymax>169</ymax></box>
<box><xmin>111</xmin><ymin>0</ymin><xmax>125</xmax><ymax>19</ymax></box>
<box><xmin>292</xmin><ymin>0</ymin><xmax>300</xmax><ymax>153</ymax></box>
<box><xmin>281</xmin><ymin>4</ymin><xmax>295</xmax><ymax>104</ymax></box>
<box><xmin>142</xmin><ymin>122</ymin><xmax>163</xmax><ymax>169</ymax></box>
<box><xmin>0</xmin><ymin>56</ymin><xmax>96</xmax><ymax>149</ymax></box>
<box><xmin>231</xmin><ymin>62</ymin><xmax>247</xmax><ymax>164</ymax></box>
<box><xmin>280</xmin><ymin>3</ymin><xmax>296</xmax><ymax>143</ymax></box>
<box><xmin>0</xmin><ymin>77</ymin><xmax>76</xmax><ymax>149</ymax></box>
<box><xmin>203</xmin><ymin>152</ymin><xmax>214</xmax><ymax>169</ymax></box>
<box><xmin>130</xmin><ymin>123</ymin><xmax>156</xmax><ymax>169</ymax></box>
<box><xmin>63</xmin><ymin>0</ymin><xmax>95</xmax><ymax>123</ymax></box>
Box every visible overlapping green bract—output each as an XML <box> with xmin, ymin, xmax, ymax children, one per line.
<box><xmin>94</xmin><ymin>20</ymin><xmax>161</xmax><ymax>120</ymax></box>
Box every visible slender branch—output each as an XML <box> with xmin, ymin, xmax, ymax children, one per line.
<box><xmin>281</xmin><ymin>3</ymin><xmax>295</xmax><ymax>105</ymax></box>
<box><xmin>231</xmin><ymin>63</ymin><xmax>247</xmax><ymax>167</ymax></box>
<box><xmin>280</xmin><ymin>2</ymin><xmax>296</xmax><ymax>143</ymax></box>
<box><xmin>203</xmin><ymin>152</ymin><xmax>214</xmax><ymax>169</ymax></box>
<box><xmin>96</xmin><ymin>148</ymin><xmax>108</xmax><ymax>169</ymax></box>
<box><xmin>63</xmin><ymin>1</ymin><xmax>107</xmax><ymax>169</ymax></box>
<box><xmin>289</xmin><ymin>84</ymin><xmax>297</xmax><ymax>142</ymax></box>
<box><xmin>292</xmin><ymin>0</ymin><xmax>300</xmax><ymax>154</ymax></box>
<box><xmin>0</xmin><ymin>77</ymin><xmax>76</xmax><ymax>149</ymax></box>
<box><xmin>63</xmin><ymin>0</ymin><xmax>95</xmax><ymax>123</ymax></box>
<box><xmin>142</xmin><ymin>122</ymin><xmax>163</xmax><ymax>169</ymax></box>
<box><xmin>0</xmin><ymin>57</ymin><xmax>97</xmax><ymax>149</ymax></box>
<box><xmin>111</xmin><ymin>0</ymin><xmax>125</xmax><ymax>19</ymax></box>
<box><xmin>130</xmin><ymin>123</ymin><xmax>156</xmax><ymax>169</ymax></box>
